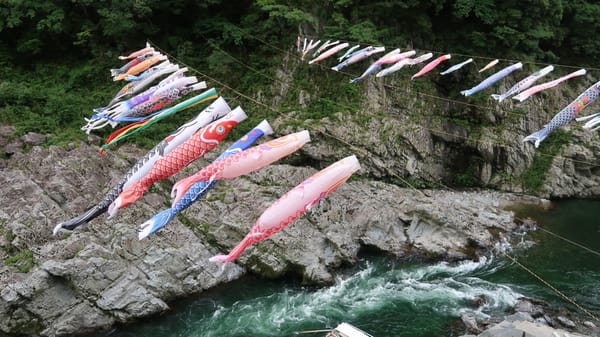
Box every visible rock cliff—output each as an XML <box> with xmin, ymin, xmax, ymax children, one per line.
<box><xmin>271</xmin><ymin>53</ymin><xmax>600</xmax><ymax>199</ymax></box>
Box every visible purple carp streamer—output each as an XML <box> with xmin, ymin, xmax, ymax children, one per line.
<box><xmin>100</xmin><ymin>61</ymin><xmax>179</xmax><ymax>113</ymax></box>
<box><xmin>90</xmin><ymin>78</ymin><xmax>206</xmax><ymax>127</ymax></box>
<box><xmin>460</xmin><ymin>62</ymin><xmax>522</xmax><ymax>96</ymax></box>
<box><xmin>331</xmin><ymin>46</ymin><xmax>385</xmax><ymax>72</ymax></box>
<box><xmin>83</xmin><ymin>67</ymin><xmax>188</xmax><ymax>133</ymax></box>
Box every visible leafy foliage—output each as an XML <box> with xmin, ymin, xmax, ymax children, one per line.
<box><xmin>0</xmin><ymin>1</ymin><xmax>596</xmax><ymax>65</ymax></box>
<box><xmin>521</xmin><ymin>129</ymin><xmax>571</xmax><ymax>192</ymax></box>
<box><xmin>5</xmin><ymin>249</ymin><xmax>34</xmax><ymax>273</ymax></box>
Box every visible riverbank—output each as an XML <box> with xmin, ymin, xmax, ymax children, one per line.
<box><xmin>459</xmin><ymin>199</ymin><xmax>600</xmax><ymax>337</ymax></box>
<box><xmin>0</xmin><ymin>138</ymin><xmax>552</xmax><ymax>336</ymax></box>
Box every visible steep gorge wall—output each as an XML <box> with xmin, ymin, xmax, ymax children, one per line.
<box><xmin>270</xmin><ymin>51</ymin><xmax>600</xmax><ymax>198</ymax></box>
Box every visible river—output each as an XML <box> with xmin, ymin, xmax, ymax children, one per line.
<box><xmin>105</xmin><ymin>199</ymin><xmax>600</xmax><ymax>337</ymax></box>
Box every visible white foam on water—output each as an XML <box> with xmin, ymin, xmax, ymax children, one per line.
<box><xmin>183</xmin><ymin>256</ymin><xmax>523</xmax><ymax>336</ymax></box>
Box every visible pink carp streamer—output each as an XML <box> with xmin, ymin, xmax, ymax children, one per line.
<box><xmin>512</xmin><ymin>69</ymin><xmax>587</xmax><ymax>102</ymax></box>
<box><xmin>171</xmin><ymin>130</ymin><xmax>311</xmax><ymax>206</ymax></box>
<box><xmin>309</xmin><ymin>43</ymin><xmax>349</xmax><ymax>64</ymax></box>
<box><xmin>118</xmin><ymin>43</ymin><xmax>154</xmax><ymax>60</ymax></box>
<box><xmin>209</xmin><ymin>155</ymin><xmax>361</xmax><ymax>264</ymax></box>
<box><xmin>411</xmin><ymin>54</ymin><xmax>451</xmax><ymax>79</ymax></box>
<box><xmin>108</xmin><ymin>108</ymin><xmax>246</xmax><ymax>217</ymax></box>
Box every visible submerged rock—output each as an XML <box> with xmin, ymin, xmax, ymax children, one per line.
<box><xmin>556</xmin><ymin>316</ymin><xmax>576</xmax><ymax>329</ymax></box>
<box><xmin>461</xmin><ymin>313</ymin><xmax>481</xmax><ymax>334</ymax></box>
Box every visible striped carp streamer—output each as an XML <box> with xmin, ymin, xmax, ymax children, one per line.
<box><xmin>491</xmin><ymin>65</ymin><xmax>554</xmax><ymax>102</ymax></box>
<box><xmin>99</xmin><ymin>88</ymin><xmax>218</xmax><ymax>154</ymax></box>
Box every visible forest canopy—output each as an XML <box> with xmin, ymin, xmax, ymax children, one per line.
<box><xmin>1</xmin><ymin>0</ymin><xmax>599</xmax><ymax>66</ymax></box>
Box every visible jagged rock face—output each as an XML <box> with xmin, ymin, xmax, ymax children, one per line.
<box><xmin>0</xmin><ymin>139</ymin><xmax>540</xmax><ymax>336</ymax></box>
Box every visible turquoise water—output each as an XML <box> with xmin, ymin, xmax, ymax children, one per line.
<box><xmin>106</xmin><ymin>199</ymin><xmax>600</xmax><ymax>337</ymax></box>
<box><xmin>490</xmin><ymin>199</ymin><xmax>600</xmax><ymax>315</ymax></box>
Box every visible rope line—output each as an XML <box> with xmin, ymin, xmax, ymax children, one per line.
<box><xmin>231</xmin><ymin>24</ymin><xmax>527</xmax><ymax>117</ymax></box>
<box><xmin>229</xmin><ymin>23</ymin><xmax>596</xmax><ymax>123</ymax></box>
<box><xmin>152</xmin><ymin>38</ymin><xmax>600</xmax><ymax>175</ymax></box>
<box><xmin>421</xmin><ymin>167</ymin><xmax>600</xmax><ymax>322</ymax></box>
<box><xmin>502</xmin><ymin>251</ymin><xmax>600</xmax><ymax>323</ymax></box>
<box><xmin>148</xmin><ymin>40</ymin><xmax>600</xmax><ymax>217</ymax></box>
<box><xmin>149</xmin><ymin>40</ymin><xmax>277</xmax><ymax>113</ymax></box>
<box><xmin>149</xmin><ymin>41</ymin><xmax>600</xmax><ymax>255</ymax></box>
<box><xmin>536</xmin><ymin>226</ymin><xmax>600</xmax><ymax>258</ymax></box>
<box><xmin>419</xmin><ymin>167</ymin><xmax>600</xmax><ymax>259</ymax></box>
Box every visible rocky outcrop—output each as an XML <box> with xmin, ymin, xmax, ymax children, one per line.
<box><xmin>472</xmin><ymin>319</ymin><xmax>593</xmax><ymax>337</ymax></box>
<box><xmin>0</xmin><ymin>136</ymin><xmax>545</xmax><ymax>336</ymax></box>
<box><xmin>1</xmin><ymin>130</ymin><xmax>47</xmax><ymax>156</ymax></box>
<box><xmin>459</xmin><ymin>297</ymin><xmax>600</xmax><ymax>337</ymax></box>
